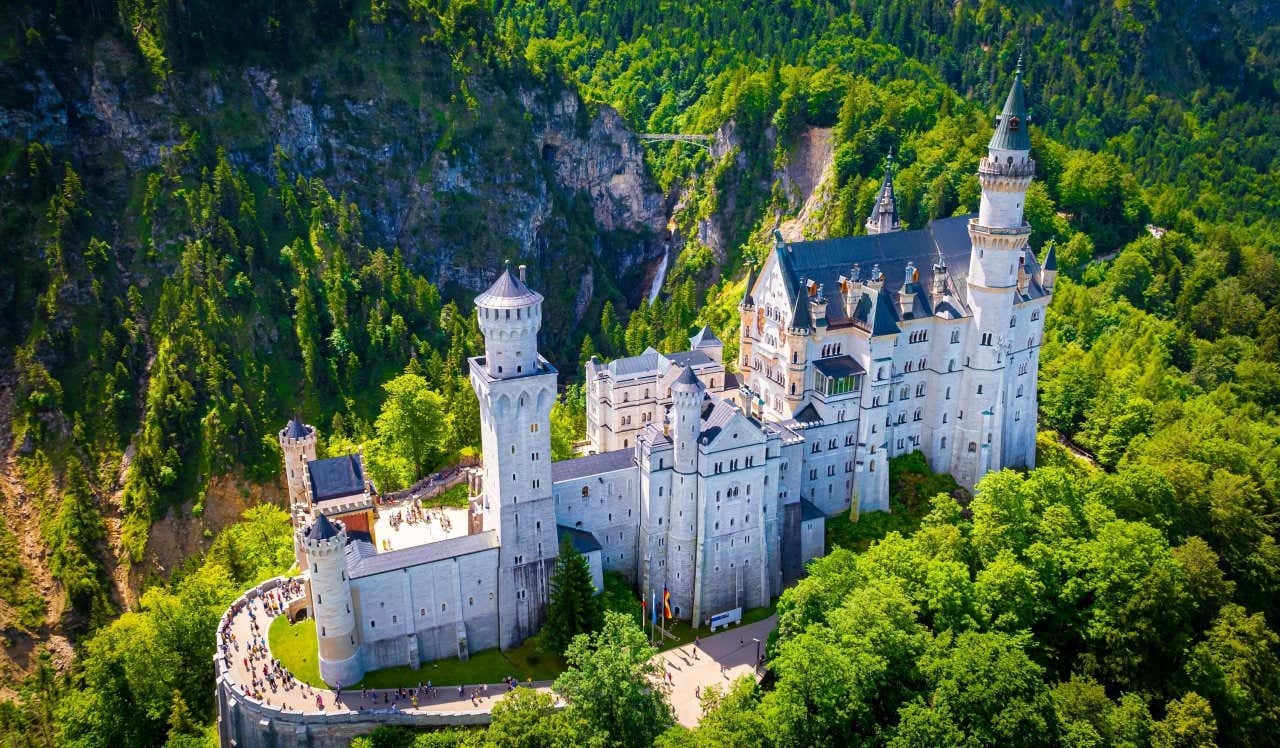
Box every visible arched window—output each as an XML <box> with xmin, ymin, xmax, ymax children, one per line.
<box><xmin>941</xmin><ymin>436</ymin><xmax>947</xmax><ymax>449</ymax></box>
<box><xmin>1010</xmin><ymin>316</ymin><xmax>1017</xmax><ymax>328</ymax></box>
<box><xmin>968</xmin><ymin>442</ymin><xmax>977</xmax><ymax>453</ymax></box>
<box><xmin>581</xmin><ymin>486</ymin><xmax>590</xmax><ymax>497</ymax></box>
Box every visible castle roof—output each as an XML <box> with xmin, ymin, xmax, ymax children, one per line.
<box><xmin>812</xmin><ymin>355</ymin><xmax>865</xmax><ymax>379</ymax></box>
<box><xmin>774</xmin><ymin>215</ymin><xmax>996</xmax><ymax>335</ymax></box>
<box><xmin>344</xmin><ymin>530</ymin><xmax>499</xmax><ymax>579</ymax></box>
<box><xmin>799</xmin><ymin>498</ymin><xmax>825</xmax><ymax>522</ymax></box>
<box><xmin>689</xmin><ymin>325</ymin><xmax>722</xmax><ymax>349</ymax></box>
<box><xmin>740</xmin><ymin>264</ymin><xmax>757</xmax><ymax>307</ymax></box>
<box><xmin>1043</xmin><ymin>242</ymin><xmax>1057</xmax><ymax>271</ymax></box>
<box><xmin>475</xmin><ymin>265</ymin><xmax>542</xmax><ymax>308</ymax></box>
<box><xmin>307</xmin><ymin>454</ymin><xmax>367</xmax><ymax>502</ymax></box>
<box><xmin>558</xmin><ymin>525</ymin><xmax>603</xmax><ymax>555</ymax></box>
<box><xmin>867</xmin><ymin>152</ymin><xmax>899</xmax><ymax>228</ymax></box>
<box><xmin>304</xmin><ymin>512</ymin><xmax>341</xmax><ymax>541</ymax></box>
<box><xmin>284</xmin><ymin>417</ymin><xmax>311</xmax><ymax>439</ymax></box>
<box><xmin>673</xmin><ymin>364</ymin><xmax>702</xmax><ymax>389</ymax></box>
<box><xmin>989</xmin><ymin>59</ymin><xmax>1031</xmax><ymax>152</ymax></box>
<box><xmin>551</xmin><ymin>448</ymin><xmax>635</xmax><ymax>482</ymax></box>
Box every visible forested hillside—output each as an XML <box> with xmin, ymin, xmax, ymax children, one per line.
<box><xmin>1</xmin><ymin>0</ymin><xmax>1278</xmax><ymax>746</ymax></box>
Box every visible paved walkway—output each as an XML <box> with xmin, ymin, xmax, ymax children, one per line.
<box><xmin>655</xmin><ymin>615</ymin><xmax>777</xmax><ymax>727</ymax></box>
<box><xmin>218</xmin><ymin>584</ymin><xmax>777</xmax><ymax>726</ymax></box>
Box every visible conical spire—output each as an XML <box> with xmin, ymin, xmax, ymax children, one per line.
<box><xmin>1043</xmin><ymin>241</ymin><xmax>1057</xmax><ymax>271</ymax></box>
<box><xmin>740</xmin><ymin>262</ymin><xmax>757</xmax><ymax>307</ymax></box>
<box><xmin>865</xmin><ymin>150</ymin><xmax>901</xmax><ymax>235</ymax></box>
<box><xmin>989</xmin><ymin>54</ymin><xmax>1030</xmax><ymax>151</ymax></box>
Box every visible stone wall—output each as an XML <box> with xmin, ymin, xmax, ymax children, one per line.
<box><xmin>216</xmin><ymin>578</ymin><xmax>514</xmax><ymax>748</ymax></box>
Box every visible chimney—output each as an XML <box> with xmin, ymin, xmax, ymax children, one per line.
<box><xmin>518</xmin><ymin>264</ymin><xmax>527</xmax><ymax>283</ymax></box>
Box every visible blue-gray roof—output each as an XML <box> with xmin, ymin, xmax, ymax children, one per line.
<box><xmin>664</xmin><ymin>350</ymin><xmax>714</xmax><ymax>368</ymax></box>
<box><xmin>813</xmin><ymin>355</ymin><xmax>865</xmax><ymax>379</ymax></box>
<box><xmin>475</xmin><ymin>267</ymin><xmax>542</xmax><ymax>308</ymax></box>
<box><xmin>777</xmin><ymin>215</ymin><xmax>978</xmax><ymax>334</ymax></box>
<box><xmin>308</xmin><ymin>454</ymin><xmax>366</xmax><ymax>502</ymax></box>
<box><xmin>558</xmin><ymin>525</ymin><xmax>602</xmax><ymax>555</ymax></box>
<box><xmin>800</xmin><ymin>498</ymin><xmax>825</xmax><ymax>522</ymax></box>
<box><xmin>345</xmin><ymin>530</ymin><xmax>499</xmax><ymax>579</ymax></box>
<box><xmin>689</xmin><ymin>326</ymin><xmax>722</xmax><ymax>349</ymax></box>
<box><xmin>551</xmin><ymin>449</ymin><xmax>635</xmax><ymax>482</ymax></box>
<box><xmin>284</xmin><ymin>418</ymin><xmax>311</xmax><ymax>439</ymax></box>
<box><xmin>989</xmin><ymin>66</ymin><xmax>1031</xmax><ymax>152</ymax></box>
<box><xmin>305</xmin><ymin>513</ymin><xmax>341</xmax><ymax>541</ymax></box>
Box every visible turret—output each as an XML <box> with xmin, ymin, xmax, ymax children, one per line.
<box><xmin>475</xmin><ymin>262</ymin><xmax>543</xmax><ymax>379</ymax></box>
<box><xmin>1039</xmin><ymin>242</ymin><xmax>1057</xmax><ymax>292</ymax></box>
<box><xmin>969</xmin><ymin>56</ymin><xmax>1035</xmax><ymax>290</ymax></box>
<box><xmin>689</xmin><ymin>326</ymin><xmax>724</xmax><ymax>364</ymax></box>
<box><xmin>279</xmin><ymin>417</ymin><xmax>317</xmax><ymax>511</ymax></box>
<box><xmin>301</xmin><ymin>514</ymin><xmax>363</xmax><ymax>686</ymax></box>
<box><xmin>866</xmin><ymin>151</ymin><xmax>901</xmax><ymax>235</ymax></box>
<box><xmin>670</xmin><ymin>366</ymin><xmax>704</xmax><ymax>473</ymax></box>
<box><xmin>897</xmin><ymin>262</ymin><xmax>920</xmax><ymax>317</ymax></box>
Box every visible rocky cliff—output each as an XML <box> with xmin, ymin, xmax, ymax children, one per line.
<box><xmin>1</xmin><ymin>33</ymin><xmax>667</xmax><ymax>334</ymax></box>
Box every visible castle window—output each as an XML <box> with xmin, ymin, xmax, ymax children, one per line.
<box><xmin>914</xmin><ymin>408</ymin><xmax>923</xmax><ymax>421</ymax></box>
<box><xmin>392</xmin><ymin>615</ymin><xmax>397</xmax><ymax>623</ymax></box>
<box><xmin>916</xmin><ymin>383</ymin><xmax>925</xmax><ymax>397</ymax></box>
<box><xmin>322</xmin><ymin>626</ymin><xmax>326</xmax><ymax>636</ymax></box>
<box><xmin>977</xmin><ymin>384</ymin><xmax>984</xmax><ymax>395</ymax></box>
<box><xmin>441</xmin><ymin>603</ymin><xmax>447</xmax><ymax>612</ymax></box>
<box><xmin>530</xmin><ymin>423</ymin><xmax>539</xmax><ymax>433</ymax></box>
<box><xmin>312</xmin><ymin>564</ymin><xmax>317</xmax><ymax>573</ymax></box>
<box><xmin>951</xmin><ymin>330</ymin><xmax>960</xmax><ymax>344</ymax></box>
<box><xmin>941</xmin><ymin>437</ymin><xmax>947</xmax><ymax>449</ymax></box>
<box><xmin>1016</xmin><ymin>385</ymin><xmax>1024</xmax><ymax>398</ymax></box>
<box><xmin>981</xmin><ymin>332</ymin><xmax>993</xmax><ymax>346</ymax></box>
<box><xmin>943</xmin><ymin>413</ymin><xmax>948</xmax><ymax>424</ymax></box>
<box><xmin>1031</xmin><ymin>310</ymin><xmax>1040</xmax><ymax>321</ymax></box>
<box><xmin>469</xmin><ymin>597</ymin><xmax>474</xmax><ymax>606</ymax></box>
<box><xmin>421</xmin><ymin>608</ymin><xmax>426</xmax><ymax>617</ymax></box>
<box><xmin>370</xmin><ymin>620</ymin><xmax>376</xmax><ymax>628</ymax></box>
<box><xmin>1010</xmin><ymin>316</ymin><xmax>1017</xmax><ymax>328</ymax></box>
<box><xmin>489</xmin><ymin>592</ymin><xmax>494</xmax><ymax>600</ymax></box>
<box><xmin>968</xmin><ymin>442</ymin><xmax>977</xmax><ymax>453</ymax></box>
<box><xmin>949</xmin><ymin>359</ymin><xmax>955</xmax><ymax>372</ymax></box>
<box><xmin>869</xmin><ymin>460</ymin><xmax>876</xmax><ymax>472</ymax></box>
<box><xmin>317</xmin><ymin>594</ymin><xmax>322</xmax><ymax>604</ymax></box>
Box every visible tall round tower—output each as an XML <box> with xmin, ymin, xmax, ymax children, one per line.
<box><xmin>954</xmin><ymin>56</ymin><xmax>1036</xmax><ymax>488</ymax></box>
<box><xmin>279</xmin><ymin>417</ymin><xmax>317</xmax><ymax>509</ymax></box>
<box><xmin>665</xmin><ymin>365</ymin><xmax>704</xmax><ymax>620</ymax></box>
<box><xmin>470</xmin><ymin>262</ymin><xmax>560</xmax><ymax>649</ymax></box>
<box><xmin>475</xmin><ymin>261</ymin><xmax>543</xmax><ymax>380</ymax></box>
<box><xmin>301</xmin><ymin>514</ymin><xmax>363</xmax><ymax>687</ymax></box>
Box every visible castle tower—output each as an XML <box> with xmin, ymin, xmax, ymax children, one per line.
<box><xmin>279</xmin><ymin>417</ymin><xmax>317</xmax><ymax>510</ymax></box>
<box><xmin>665</xmin><ymin>366</ymin><xmax>704</xmax><ymax>620</ymax></box>
<box><xmin>469</xmin><ymin>263</ymin><xmax>559</xmax><ymax>649</ymax></box>
<box><xmin>865</xmin><ymin>151</ymin><xmax>902</xmax><ymax>235</ymax></box>
<box><xmin>953</xmin><ymin>57</ymin><xmax>1036</xmax><ymax>488</ymax></box>
<box><xmin>301</xmin><ymin>514</ymin><xmax>363</xmax><ymax>686</ymax></box>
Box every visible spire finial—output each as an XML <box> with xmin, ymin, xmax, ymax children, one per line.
<box><xmin>503</xmin><ymin>258</ymin><xmax>511</xmax><ymax>271</ymax></box>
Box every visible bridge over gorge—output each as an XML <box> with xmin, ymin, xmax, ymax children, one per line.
<box><xmin>638</xmin><ymin>133</ymin><xmax>715</xmax><ymax>152</ymax></box>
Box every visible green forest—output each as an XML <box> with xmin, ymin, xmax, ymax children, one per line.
<box><xmin>1</xmin><ymin>0</ymin><xmax>1278</xmax><ymax>746</ymax></box>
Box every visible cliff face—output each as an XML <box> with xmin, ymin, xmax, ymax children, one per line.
<box><xmin>1</xmin><ymin>35</ymin><xmax>667</xmax><ymax>319</ymax></box>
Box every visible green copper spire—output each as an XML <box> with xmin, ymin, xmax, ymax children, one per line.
<box><xmin>989</xmin><ymin>54</ymin><xmax>1030</xmax><ymax>152</ymax></box>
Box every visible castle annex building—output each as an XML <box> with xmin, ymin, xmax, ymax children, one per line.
<box><xmin>281</xmin><ymin>66</ymin><xmax>1051</xmax><ymax>687</ymax></box>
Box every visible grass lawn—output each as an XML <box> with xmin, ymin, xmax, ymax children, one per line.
<box><xmin>432</xmin><ymin>483</ymin><xmax>469</xmax><ymax>509</ymax></box>
<box><xmin>268</xmin><ymin>615</ymin><xmax>322</xmax><ymax>686</ymax></box>
<box><xmin>269</xmin><ymin>614</ymin><xmax>564</xmax><ymax>689</ymax></box>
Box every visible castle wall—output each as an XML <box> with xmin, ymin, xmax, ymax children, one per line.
<box><xmin>348</xmin><ymin>547</ymin><xmax>500</xmax><ymax>672</ymax></box>
<box><xmin>552</xmin><ymin>465</ymin><xmax>640</xmax><ymax>579</ymax></box>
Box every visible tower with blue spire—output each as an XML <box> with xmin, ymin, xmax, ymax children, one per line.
<box><xmin>865</xmin><ymin>149</ymin><xmax>901</xmax><ymax>235</ymax></box>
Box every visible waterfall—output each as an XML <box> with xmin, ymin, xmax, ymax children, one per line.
<box><xmin>648</xmin><ymin>245</ymin><xmax>670</xmax><ymax>303</ymax></box>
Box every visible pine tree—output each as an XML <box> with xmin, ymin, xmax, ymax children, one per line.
<box><xmin>543</xmin><ymin>535</ymin><xmax>603</xmax><ymax>655</ymax></box>
<box><xmin>578</xmin><ymin>334</ymin><xmax>597</xmax><ymax>370</ymax></box>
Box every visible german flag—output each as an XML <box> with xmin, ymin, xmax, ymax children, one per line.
<box><xmin>663</xmin><ymin>586</ymin><xmax>672</xmax><ymax>620</ymax></box>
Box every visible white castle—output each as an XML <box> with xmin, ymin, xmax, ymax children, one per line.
<box><xmin>283</xmin><ymin>65</ymin><xmax>1052</xmax><ymax>687</ymax></box>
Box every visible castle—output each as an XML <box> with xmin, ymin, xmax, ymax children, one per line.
<box><xmin>283</xmin><ymin>64</ymin><xmax>1051</xmax><ymax>687</ymax></box>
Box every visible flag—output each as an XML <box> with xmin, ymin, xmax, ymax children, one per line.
<box><xmin>663</xmin><ymin>586</ymin><xmax>672</xmax><ymax>620</ymax></box>
<box><xmin>651</xmin><ymin>590</ymin><xmax>657</xmax><ymax>628</ymax></box>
